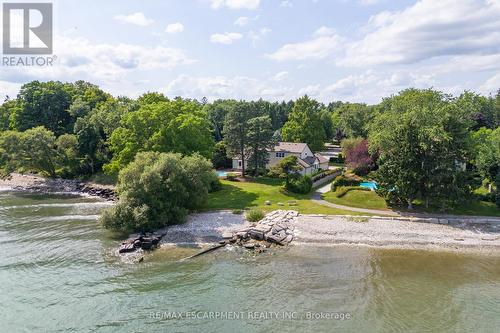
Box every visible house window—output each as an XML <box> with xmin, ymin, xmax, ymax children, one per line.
<box><xmin>238</xmin><ymin>160</ymin><xmax>242</xmax><ymax>167</ymax></box>
<box><xmin>275</xmin><ymin>152</ymin><xmax>285</xmax><ymax>158</ymax></box>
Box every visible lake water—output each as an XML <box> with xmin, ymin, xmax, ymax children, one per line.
<box><xmin>1</xmin><ymin>191</ymin><xmax>500</xmax><ymax>332</ymax></box>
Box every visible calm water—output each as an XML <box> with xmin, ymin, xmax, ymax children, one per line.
<box><xmin>1</xmin><ymin>191</ymin><xmax>500</xmax><ymax>333</ymax></box>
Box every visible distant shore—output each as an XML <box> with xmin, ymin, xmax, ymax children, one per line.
<box><xmin>0</xmin><ymin>173</ymin><xmax>115</xmax><ymax>201</ymax></box>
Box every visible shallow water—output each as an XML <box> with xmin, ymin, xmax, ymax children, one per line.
<box><xmin>1</xmin><ymin>191</ymin><xmax>499</xmax><ymax>332</ymax></box>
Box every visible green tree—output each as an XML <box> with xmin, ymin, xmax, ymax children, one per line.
<box><xmin>269</xmin><ymin>155</ymin><xmax>301</xmax><ymax>187</ymax></box>
<box><xmin>336</xmin><ymin>103</ymin><xmax>374</xmax><ymax>138</ymax></box>
<box><xmin>282</xmin><ymin>95</ymin><xmax>325</xmax><ymax>151</ymax></box>
<box><xmin>223</xmin><ymin>102</ymin><xmax>255</xmax><ymax>177</ymax></box>
<box><xmin>105</xmin><ymin>98</ymin><xmax>213</xmax><ymax>174</ymax></box>
<box><xmin>320</xmin><ymin>109</ymin><xmax>334</xmax><ymax>141</ymax></box>
<box><xmin>204</xmin><ymin>99</ymin><xmax>236</xmax><ymax>141</ymax></box>
<box><xmin>56</xmin><ymin>134</ymin><xmax>80</xmax><ymax>177</ymax></box>
<box><xmin>246</xmin><ymin>115</ymin><xmax>275</xmax><ymax>175</ymax></box>
<box><xmin>74</xmin><ymin>99</ymin><xmax>131</xmax><ymax>174</ymax></box>
<box><xmin>369</xmin><ymin>89</ymin><xmax>472</xmax><ymax>210</ymax></box>
<box><xmin>100</xmin><ymin>152</ymin><xmax>217</xmax><ymax>232</ymax></box>
<box><xmin>212</xmin><ymin>141</ymin><xmax>231</xmax><ymax>169</ymax></box>
<box><xmin>0</xmin><ymin>99</ymin><xmax>21</xmax><ymax>130</ymax></box>
<box><xmin>471</xmin><ymin>127</ymin><xmax>500</xmax><ymax>191</ymax></box>
<box><xmin>13</xmin><ymin>81</ymin><xmax>74</xmax><ymax>135</ymax></box>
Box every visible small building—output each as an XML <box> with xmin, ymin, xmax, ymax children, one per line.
<box><xmin>232</xmin><ymin>142</ymin><xmax>329</xmax><ymax>175</ymax></box>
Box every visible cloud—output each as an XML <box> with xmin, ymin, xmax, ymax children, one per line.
<box><xmin>0</xmin><ymin>81</ymin><xmax>22</xmax><ymax>101</ymax></box>
<box><xmin>266</xmin><ymin>33</ymin><xmax>341</xmax><ymax>61</ymax></box>
<box><xmin>166</xmin><ymin>22</ymin><xmax>184</xmax><ymax>34</ymax></box>
<box><xmin>210</xmin><ymin>0</ymin><xmax>260</xmax><ymax>10</ymax></box>
<box><xmin>234</xmin><ymin>15</ymin><xmax>260</xmax><ymax>27</ymax></box>
<box><xmin>210</xmin><ymin>32</ymin><xmax>243</xmax><ymax>44</ymax></box>
<box><xmin>341</xmin><ymin>0</ymin><xmax>500</xmax><ymax>66</ymax></box>
<box><xmin>114</xmin><ymin>12</ymin><xmax>154</xmax><ymax>26</ymax></box>
<box><xmin>0</xmin><ymin>36</ymin><xmax>196</xmax><ymax>88</ymax></box>
<box><xmin>165</xmin><ymin>74</ymin><xmax>296</xmax><ymax>101</ymax></box>
<box><xmin>273</xmin><ymin>71</ymin><xmax>289</xmax><ymax>81</ymax></box>
<box><xmin>280</xmin><ymin>0</ymin><xmax>293</xmax><ymax>7</ymax></box>
<box><xmin>248</xmin><ymin>27</ymin><xmax>271</xmax><ymax>46</ymax></box>
<box><xmin>313</xmin><ymin>26</ymin><xmax>335</xmax><ymax>37</ymax></box>
<box><xmin>234</xmin><ymin>16</ymin><xmax>250</xmax><ymax>26</ymax></box>
<box><xmin>479</xmin><ymin>73</ymin><xmax>500</xmax><ymax>95</ymax></box>
<box><xmin>358</xmin><ymin>0</ymin><xmax>386</xmax><ymax>5</ymax></box>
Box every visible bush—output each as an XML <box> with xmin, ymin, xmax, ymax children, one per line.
<box><xmin>312</xmin><ymin>169</ymin><xmax>339</xmax><ymax>182</ymax></box>
<box><xmin>226</xmin><ymin>172</ymin><xmax>239</xmax><ymax>181</ymax></box>
<box><xmin>335</xmin><ymin>186</ymin><xmax>371</xmax><ymax>198</ymax></box>
<box><xmin>286</xmin><ymin>175</ymin><xmax>313</xmax><ymax>194</ymax></box>
<box><xmin>329</xmin><ymin>154</ymin><xmax>344</xmax><ymax>164</ymax></box>
<box><xmin>331</xmin><ymin>175</ymin><xmax>360</xmax><ymax>191</ymax></box>
<box><xmin>100</xmin><ymin>152</ymin><xmax>215</xmax><ymax>233</ymax></box>
<box><xmin>246</xmin><ymin>208</ymin><xmax>264</xmax><ymax>222</ymax></box>
<box><xmin>208</xmin><ymin>172</ymin><xmax>222</xmax><ymax>192</ymax></box>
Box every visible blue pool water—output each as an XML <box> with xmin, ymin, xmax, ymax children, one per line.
<box><xmin>216</xmin><ymin>171</ymin><xmax>228</xmax><ymax>177</ymax></box>
<box><xmin>360</xmin><ymin>181</ymin><xmax>377</xmax><ymax>190</ymax></box>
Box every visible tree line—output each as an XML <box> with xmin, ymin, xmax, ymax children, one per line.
<box><xmin>0</xmin><ymin>80</ymin><xmax>499</xmax><ymax>212</ymax></box>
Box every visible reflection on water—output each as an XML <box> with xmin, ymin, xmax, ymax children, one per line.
<box><xmin>0</xmin><ymin>191</ymin><xmax>499</xmax><ymax>332</ymax></box>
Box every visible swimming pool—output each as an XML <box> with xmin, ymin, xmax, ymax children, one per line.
<box><xmin>216</xmin><ymin>171</ymin><xmax>228</xmax><ymax>177</ymax></box>
<box><xmin>360</xmin><ymin>181</ymin><xmax>378</xmax><ymax>190</ymax></box>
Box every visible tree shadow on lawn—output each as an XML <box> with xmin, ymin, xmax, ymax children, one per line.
<box><xmin>203</xmin><ymin>183</ymin><xmax>259</xmax><ymax>210</ymax></box>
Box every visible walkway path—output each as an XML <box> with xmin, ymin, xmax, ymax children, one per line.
<box><xmin>312</xmin><ymin>182</ymin><xmax>399</xmax><ymax>216</ymax></box>
<box><xmin>311</xmin><ymin>182</ymin><xmax>500</xmax><ymax>220</ymax></box>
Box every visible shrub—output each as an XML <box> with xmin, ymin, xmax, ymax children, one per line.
<box><xmin>335</xmin><ymin>186</ymin><xmax>371</xmax><ymax>198</ymax></box>
<box><xmin>344</xmin><ymin>139</ymin><xmax>377</xmax><ymax>176</ymax></box>
<box><xmin>207</xmin><ymin>172</ymin><xmax>222</xmax><ymax>192</ymax></box>
<box><xmin>100</xmin><ymin>152</ymin><xmax>215</xmax><ymax>233</ymax></box>
<box><xmin>286</xmin><ymin>175</ymin><xmax>313</xmax><ymax>194</ymax></box>
<box><xmin>329</xmin><ymin>154</ymin><xmax>344</xmax><ymax>164</ymax></box>
<box><xmin>226</xmin><ymin>172</ymin><xmax>239</xmax><ymax>181</ymax></box>
<box><xmin>331</xmin><ymin>175</ymin><xmax>360</xmax><ymax>191</ymax></box>
<box><xmin>246</xmin><ymin>208</ymin><xmax>264</xmax><ymax>222</ymax></box>
<box><xmin>232</xmin><ymin>209</ymin><xmax>243</xmax><ymax>214</ymax></box>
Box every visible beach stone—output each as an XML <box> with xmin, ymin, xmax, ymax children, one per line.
<box><xmin>119</xmin><ymin>243</ymin><xmax>135</xmax><ymax>253</ymax></box>
<box><xmin>141</xmin><ymin>240</ymin><xmax>153</xmax><ymax>250</ymax></box>
<box><xmin>222</xmin><ymin>232</ymin><xmax>233</xmax><ymax>239</ymax></box>
<box><xmin>244</xmin><ymin>243</ymin><xmax>255</xmax><ymax>249</ymax></box>
<box><xmin>248</xmin><ymin>229</ymin><xmax>265</xmax><ymax>240</ymax></box>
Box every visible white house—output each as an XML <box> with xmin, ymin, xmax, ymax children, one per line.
<box><xmin>232</xmin><ymin>142</ymin><xmax>329</xmax><ymax>175</ymax></box>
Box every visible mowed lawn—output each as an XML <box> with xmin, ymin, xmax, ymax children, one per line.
<box><xmin>322</xmin><ymin>189</ymin><xmax>389</xmax><ymax>211</ymax></box>
<box><xmin>202</xmin><ymin>178</ymin><xmax>367</xmax><ymax>215</ymax></box>
<box><xmin>323</xmin><ymin>188</ymin><xmax>500</xmax><ymax>217</ymax></box>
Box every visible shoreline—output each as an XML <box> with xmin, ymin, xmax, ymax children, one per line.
<box><xmin>152</xmin><ymin>211</ymin><xmax>500</xmax><ymax>256</ymax></box>
<box><xmin>1</xmin><ymin>174</ymin><xmax>499</xmax><ymax>255</ymax></box>
<box><xmin>0</xmin><ymin>173</ymin><xmax>115</xmax><ymax>201</ymax></box>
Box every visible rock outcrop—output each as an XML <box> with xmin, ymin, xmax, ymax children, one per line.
<box><xmin>222</xmin><ymin>210</ymin><xmax>298</xmax><ymax>251</ymax></box>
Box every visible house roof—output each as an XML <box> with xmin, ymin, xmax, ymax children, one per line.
<box><xmin>315</xmin><ymin>153</ymin><xmax>329</xmax><ymax>164</ymax></box>
<box><xmin>272</xmin><ymin>142</ymin><xmax>307</xmax><ymax>153</ymax></box>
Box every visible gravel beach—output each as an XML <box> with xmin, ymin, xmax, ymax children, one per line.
<box><xmin>159</xmin><ymin>212</ymin><xmax>500</xmax><ymax>254</ymax></box>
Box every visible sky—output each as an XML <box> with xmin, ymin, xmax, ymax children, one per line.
<box><xmin>1</xmin><ymin>0</ymin><xmax>500</xmax><ymax>104</ymax></box>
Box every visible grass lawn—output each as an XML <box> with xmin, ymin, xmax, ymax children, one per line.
<box><xmin>408</xmin><ymin>199</ymin><xmax>500</xmax><ymax>217</ymax></box>
<box><xmin>202</xmin><ymin>177</ymin><xmax>368</xmax><ymax>215</ymax></box>
<box><xmin>323</xmin><ymin>187</ymin><xmax>499</xmax><ymax>217</ymax></box>
<box><xmin>322</xmin><ymin>189</ymin><xmax>389</xmax><ymax>211</ymax></box>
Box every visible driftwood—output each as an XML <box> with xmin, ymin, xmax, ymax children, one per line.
<box><xmin>180</xmin><ymin>243</ymin><xmax>228</xmax><ymax>261</ymax></box>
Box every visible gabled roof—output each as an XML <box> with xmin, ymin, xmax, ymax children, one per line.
<box><xmin>272</xmin><ymin>142</ymin><xmax>307</xmax><ymax>153</ymax></box>
<box><xmin>315</xmin><ymin>153</ymin><xmax>328</xmax><ymax>164</ymax></box>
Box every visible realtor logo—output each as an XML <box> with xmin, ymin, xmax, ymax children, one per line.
<box><xmin>2</xmin><ymin>2</ymin><xmax>53</xmax><ymax>54</ymax></box>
